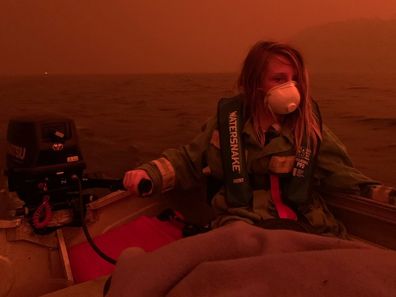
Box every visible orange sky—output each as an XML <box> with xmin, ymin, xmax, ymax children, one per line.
<box><xmin>1</xmin><ymin>0</ymin><xmax>396</xmax><ymax>75</ymax></box>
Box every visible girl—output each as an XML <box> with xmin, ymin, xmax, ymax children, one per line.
<box><xmin>123</xmin><ymin>41</ymin><xmax>393</xmax><ymax>237</ymax></box>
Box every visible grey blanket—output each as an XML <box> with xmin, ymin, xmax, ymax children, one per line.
<box><xmin>106</xmin><ymin>222</ymin><xmax>396</xmax><ymax>297</ymax></box>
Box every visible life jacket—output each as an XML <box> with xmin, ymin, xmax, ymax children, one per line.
<box><xmin>216</xmin><ymin>95</ymin><xmax>322</xmax><ymax>208</ymax></box>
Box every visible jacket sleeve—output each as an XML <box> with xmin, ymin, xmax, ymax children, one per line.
<box><xmin>316</xmin><ymin>125</ymin><xmax>396</xmax><ymax>205</ymax></box>
<box><xmin>138</xmin><ymin>116</ymin><xmax>217</xmax><ymax>195</ymax></box>
<box><xmin>315</xmin><ymin>124</ymin><xmax>380</xmax><ymax>194</ymax></box>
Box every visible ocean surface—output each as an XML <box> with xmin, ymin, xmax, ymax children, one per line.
<box><xmin>0</xmin><ymin>72</ymin><xmax>396</xmax><ymax>190</ymax></box>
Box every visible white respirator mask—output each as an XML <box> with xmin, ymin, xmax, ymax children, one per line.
<box><xmin>264</xmin><ymin>81</ymin><xmax>300</xmax><ymax>114</ymax></box>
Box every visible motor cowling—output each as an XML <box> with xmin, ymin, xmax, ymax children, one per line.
<box><xmin>5</xmin><ymin>115</ymin><xmax>86</xmax><ymax>209</ymax></box>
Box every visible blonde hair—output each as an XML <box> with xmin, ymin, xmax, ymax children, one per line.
<box><xmin>237</xmin><ymin>41</ymin><xmax>322</xmax><ymax>151</ymax></box>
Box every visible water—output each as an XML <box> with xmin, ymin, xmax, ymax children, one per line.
<box><xmin>0</xmin><ymin>72</ymin><xmax>395</xmax><ymax>188</ymax></box>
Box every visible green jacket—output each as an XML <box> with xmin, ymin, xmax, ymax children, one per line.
<box><xmin>139</xmin><ymin>104</ymin><xmax>383</xmax><ymax>237</ymax></box>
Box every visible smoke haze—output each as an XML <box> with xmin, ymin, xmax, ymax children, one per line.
<box><xmin>1</xmin><ymin>0</ymin><xmax>396</xmax><ymax>74</ymax></box>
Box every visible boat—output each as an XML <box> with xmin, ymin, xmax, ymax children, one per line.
<box><xmin>0</xmin><ymin>185</ymin><xmax>216</xmax><ymax>297</ymax></box>
<box><xmin>1</xmin><ymin>116</ymin><xmax>396</xmax><ymax>297</ymax></box>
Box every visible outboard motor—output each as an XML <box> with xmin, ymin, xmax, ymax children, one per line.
<box><xmin>5</xmin><ymin>115</ymin><xmax>87</xmax><ymax>230</ymax></box>
<box><xmin>6</xmin><ymin>115</ymin><xmax>86</xmax><ymax>203</ymax></box>
<box><xmin>5</xmin><ymin>115</ymin><xmax>124</xmax><ymax>233</ymax></box>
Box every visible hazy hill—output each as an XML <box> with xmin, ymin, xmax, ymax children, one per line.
<box><xmin>290</xmin><ymin>18</ymin><xmax>396</xmax><ymax>73</ymax></box>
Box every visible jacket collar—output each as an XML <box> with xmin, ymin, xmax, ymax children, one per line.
<box><xmin>242</xmin><ymin>117</ymin><xmax>295</xmax><ymax>156</ymax></box>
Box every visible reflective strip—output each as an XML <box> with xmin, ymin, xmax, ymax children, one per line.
<box><xmin>268</xmin><ymin>156</ymin><xmax>295</xmax><ymax>174</ymax></box>
<box><xmin>151</xmin><ymin>157</ymin><xmax>176</xmax><ymax>193</ymax></box>
<box><xmin>210</xmin><ymin>129</ymin><xmax>220</xmax><ymax>149</ymax></box>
